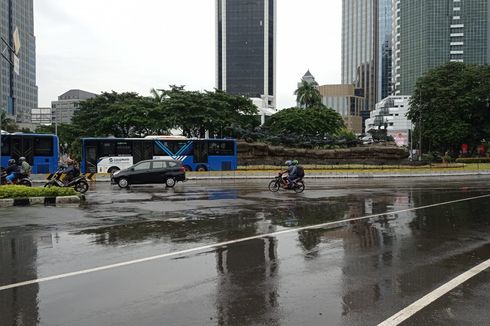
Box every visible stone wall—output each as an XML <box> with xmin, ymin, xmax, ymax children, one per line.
<box><xmin>237</xmin><ymin>142</ymin><xmax>409</xmax><ymax>165</ymax></box>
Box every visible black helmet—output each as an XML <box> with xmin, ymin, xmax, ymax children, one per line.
<box><xmin>8</xmin><ymin>159</ymin><xmax>16</xmax><ymax>166</ymax></box>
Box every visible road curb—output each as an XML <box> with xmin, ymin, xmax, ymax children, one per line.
<box><xmin>0</xmin><ymin>195</ymin><xmax>81</xmax><ymax>207</ymax></box>
<box><xmin>29</xmin><ymin>171</ymin><xmax>490</xmax><ymax>183</ymax></box>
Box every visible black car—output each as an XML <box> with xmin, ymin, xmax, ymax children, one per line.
<box><xmin>111</xmin><ymin>159</ymin><xmax>186</xmax><ymax>188</ymax></box>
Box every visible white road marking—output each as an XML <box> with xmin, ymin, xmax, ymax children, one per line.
<box><xmin>1</xmin><ymin>193</ymin><xmax>490</xmax><ymax>292</ymax></box>
<box><xmin>378</xmin><ymin>258</ymin><xmax>490</xmax><ymax>326</ymax></box>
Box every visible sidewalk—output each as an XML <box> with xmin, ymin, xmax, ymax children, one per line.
<box><xmin>29</xmin><ymin>169</ymin><xmax>490</xmax><ymax>182</ymax></box>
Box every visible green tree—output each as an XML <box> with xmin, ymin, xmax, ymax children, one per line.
<box><xmin>0</xmin><ymin>110</ymin><xmax>18</xmax><ymax>132</ymax></box>
<box><xmin>264</xmin><ymin>105</ymin><xmax>345</xmax><ymax>136</ymax></box>
<box><xmin>294</xmin><ymin>80</ymin><xmax>322</xmax><ymax>108</ymax></box>
<box><xmin>159</xmin><ymin>86</ymin><xmax>258</xmax><ymax>137</ymax></box>
<box><xmin>408</xmin><ymin>62</ymin><xmax>490</xmax><ymax>154</ymax></box>
<box><xmin>72</xmin><ymin>91</ymin><xmax>171</xmax><ymax>138</ymax></box>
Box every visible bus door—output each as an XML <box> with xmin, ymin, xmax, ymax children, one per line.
<box><xmin>85</xmin><ymin>145</ymin><xmax>97</xmax><ymax>173</ymax></box>
<box><xmin>132</xmin><ymin>141</ymin><xmax>153</xmax><ymax>164</ymax></box>
<box><xmin>22</xmin><ymin>136</ymin><xmax>34</xmax><ymax>163</ymax></box>
<box><xmin>10</xmin><ymin>136</ymin><xmax>22</xmax><ymax>161</ymax></box>
<box><xmin>193</xmin><ymin>140</ymin><xmax>208</xmax><ymax>164</ymax></box>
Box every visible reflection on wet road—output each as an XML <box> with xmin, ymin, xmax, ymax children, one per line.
<box><xmin>1</xmin><ymin>177</ymin><xmax>490</xmax><ymax>325</ymax></box>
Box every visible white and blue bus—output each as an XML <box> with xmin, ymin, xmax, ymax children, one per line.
<box><xmin>80</xmin><ymin>136</ymin><xmax>237</xmax><ymax>173</ymax></box>
<box><xmin>1</xmin><ymin>133</ymin><xmax>59</xmax><ymax>173</ymax></box>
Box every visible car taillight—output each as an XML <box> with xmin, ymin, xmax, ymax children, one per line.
<box><xmin>180</xmin><ymin>167</ymin><xmax>185</xmax><ymax>172</ymax></box>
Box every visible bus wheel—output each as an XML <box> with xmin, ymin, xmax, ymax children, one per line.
<box><xmin>196</xmin><ymin>165</ymin><xmax>207</xmax><ymax>172</ymax></box>
<box><xmin>108</xmin><ymin>167</ymin><xmax>120</xmax><ymax>174</ymax></box>
<box><xmin>183</xmin><ymin>165</ymin><xmax>192</xmax><ymax>172</ymax></box>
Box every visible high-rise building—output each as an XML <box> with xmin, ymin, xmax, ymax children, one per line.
<box><xmin>393</xmin><ymin>0</ymin><xmax>490</xmax><ymax>95</ymax></box>
<box><xmin>216</xmin><ymin>0</ymin><xmax>276</xmax><ymax>116</ymax></box>
<box><xmin>378</xmin><ymin>0</ymin><xmax>392</xmax><ymax>101</ymax></box>
<box><xmin>0</xmin><ymin>0</ymin><xmax>38</xmax><ymax>124</ymax></box>
<box><xmin>51</xmin><ymin>89</ymin><xmax>97</xmax><ymax>124</ymax></box>
<box><xmin>342</xmin><ymin>0</ymin><xmax>377</xmax><ymax>113</ymax></box>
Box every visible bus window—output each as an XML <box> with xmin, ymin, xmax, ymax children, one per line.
<box><xmin>154</xmin><ymin>142</ymin><xmax>169</xmax><ymax>156</ymax></box>
<box><xmin>208</xmin><ymin>141</ymin><xmax>234</xmax><ymax>156</ymax></box>
<box><xmin>116</xmin><ymin>141</ymin><xmax>132</xmax><ymax>155</ymax></box>
<box><xmin>1</xmin><ymin>136</ymin><xmax>9</xmax><ymax>155</ymax></box>
<box><xmin>34</xmin><ymin>137</ymin><xmax>54</xmax><ymax>156</ymax></box>
<box><xmin>98</xmin><ymin>141</ymin><xmax>115</xmax><ymax>157</ymax></box>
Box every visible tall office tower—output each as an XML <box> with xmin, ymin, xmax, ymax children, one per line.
<box><xmin>216</xmin><ymin>0</ymin><xmax>276</xmax><ymax>114</ymax></box>
<box><xmin>393</xmin><ymin>0</ymin><xmax>490</xmax><ymax>95</ymax></box>
<box><xmin>342</xmin><ymin>0</ymin><xmax>377</xmax><ymax>116</ymax></box>
<box><xmin>378</xmin><ymin>0</ymin><xmax>392</xmax><ymax>101</ymax></box>
<box><xmin>0</xmin><ymin>0</ymin><xmax>38</xmax><ymax>124</ymax></box>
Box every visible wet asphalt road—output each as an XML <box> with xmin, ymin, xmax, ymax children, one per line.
<box><xmin>1</xmin><ymin>177</ymin><xmax>490</xmax><ymax>326</ymax></box>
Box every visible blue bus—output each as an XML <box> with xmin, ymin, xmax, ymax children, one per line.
<box><xmin>0</xmin><ymin>133</ymin><xmax>59</xmax><ymax>173</ymax></box>
<box><xmin>80</xmin><ymin>136</ymin><xmax>237</xmax><ymax>173</ymax></box>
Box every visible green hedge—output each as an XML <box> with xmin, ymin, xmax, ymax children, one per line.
<box><xmin>0</xmin><ymin>185</ymin><xmax>77</xmax><ymax>199</ymax></box>
<box><xmin>455</xmin><ymin>157</ymin><xmax>490</xmax><ymax>163</ymax></box>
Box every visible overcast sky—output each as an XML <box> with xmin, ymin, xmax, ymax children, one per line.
<box><xmin>34</xmin><ymin>0</ymin><xmax>342</xmax><ymax>109</ymax></box>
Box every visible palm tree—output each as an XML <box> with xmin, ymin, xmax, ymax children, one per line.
<box><xmin>150</xmin><ymin>88</ymin><xmax>165</xmax><ymax>102</ymax></box>
<box><xmin>294</xmin><ymin>80</ymin><xmax>322</xmax><ymax>109</ymax></box>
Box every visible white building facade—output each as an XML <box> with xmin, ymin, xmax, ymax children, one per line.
<box><xmin>365</xmin><ymin>95</ymin><xmax>411</xmax><ymax>146</ymax></box>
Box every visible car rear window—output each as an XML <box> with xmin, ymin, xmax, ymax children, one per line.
<box><xmin>167</xmin><ymin>161</ymin><xmax>181</xmax><ymax>168</ymax></box>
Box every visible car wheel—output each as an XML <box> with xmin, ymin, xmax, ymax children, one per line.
<box><xmin>165</xmin><ymin>178</ymin><xmax>176</xmax><ymax>188</ymax></box>
<box><xmin>183</xmin><ymin>165</ymin><xmax>192</xmax><ymax>172</ymax></box>
<box><xmin>118</xmin><ymin>178</ymin><xmax>129</xmax><ymax>189</ymax></box>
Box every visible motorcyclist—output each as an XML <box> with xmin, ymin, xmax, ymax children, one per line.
<box><xmin>61</xmin><ymin>159</ymin><xmax>80</xmax><ymax>184</ymax></box>
<box><xmin>281</xmin><ymin>160</ymin><xmax>297</xmax><ymax>188</ymax></box>
<box><xmin>4</xmin><ymin>159</ymin><xmax>20</xmax><ymax>184</ymax></box>
<box><xmin>287</xmin><ymin>160</ymin><xmax>300</xmax><ymax>186</ymax></box>
<box><xmin>18</xmin><ymin>157</ymin><xmax>32</xmax><ymax>177</ymax></box>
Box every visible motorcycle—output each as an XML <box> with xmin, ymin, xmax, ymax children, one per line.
<box><xmin>268</xmin><ymin>172</ymin><xmax>305</xmax><ymax>193</ymax></box>
<box><xmin>1</xmin><ymin>170</ymin><xmax>32</xmax><ymax>187</ymax></box>
<box><xmin>44</xmin><ymin>168</ymin><xmax>89</xmax><ymax>193</ymax></box>
<box><xmin>0</xmin><ymin>168</ymin><xmax>32</xmax><ymax>187</ymax></box>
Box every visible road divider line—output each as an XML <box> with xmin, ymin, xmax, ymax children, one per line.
<box><xmin>378</xmin><ymin>258</ymin><xmax>490</xmax><ymax>326</ymax></box>
<box><xmin>1</xmin><ymin>193</ymin><xmax>490</xmax><ymax>292</ymax></box>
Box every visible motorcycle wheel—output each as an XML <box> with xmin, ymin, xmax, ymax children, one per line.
<box><xmin>293</xmin><ymin>181</ymin><xmax>305</xmax><ymax>193</ymax></box>
<box><xmin>74</xmin><ymin>180</ymin><xmax>89</xmax><ymax>193</ymax></box>
<box><xmin>268</xmin><ymin>180</ymin><xmax>280</xmax><ymax>192</ymax></box>
<box><xmin>19</xmin><ymin>179</ymin><xmax>32</xmax><ymax>187</ymax></box>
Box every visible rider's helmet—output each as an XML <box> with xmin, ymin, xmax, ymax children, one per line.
<box><xmin>292</xmin><ymin>160</ymin><xmax>299</xmax><ymax>165</ymax></box>
<box><xmin>8</xmin><ymin>159</ymin><xmax>16</xmax><ymax>166</ymax></box>
<box><xmin>285</xmin><ymin>160</ymin><xmax>292</xmax><ymax>166</ymax></box>
<box><xmin>19</xmin><ymin>157</ymin><xmax>26</xmax><ymax>163</ymax></box>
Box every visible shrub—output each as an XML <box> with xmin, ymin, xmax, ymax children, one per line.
<box><xmin>0</xmin><ymin>185</ymin><xmax>77</xmax><ymax>199</ymax></box>
<box><xmin>455</xmin><ymin>157</ymin><xmax>490</xmax><ymax>163</ymax></box>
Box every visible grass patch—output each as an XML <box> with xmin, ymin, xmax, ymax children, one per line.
<box><xmin>0</xmin><ymin>185</ymin><xmax>77</xmax><ymax>199</ymax></box>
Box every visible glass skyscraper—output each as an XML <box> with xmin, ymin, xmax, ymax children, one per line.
<box><xmin>342</xmin><ymin>0</ymin><xmax>377</xmax><ymax>114</ymax></box>
<box><xmin>378</xmin><ymin>0</ymin><xmax>392</xmax><ymax>101</ymax></box>
<box><xmin>216</xmin><ymin>0</ymin><xmax>276</xmax><ymax>110</ymax></box>
<box><xmin>0</xmin><ymin>0</ymin><xmax>38</xmax><ymax>124</ymax></box>
<box><xmin>394</xmin><ymin>0</ymin><xmax>490</xmax><ymax>95</ymax></box>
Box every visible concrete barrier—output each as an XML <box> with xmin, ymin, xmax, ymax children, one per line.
<box><xmin>0</xmin><ymin>196</ymin><xmax>80</xmax><ymax>207</ymax></box>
